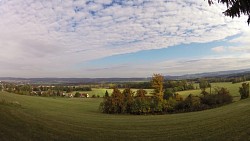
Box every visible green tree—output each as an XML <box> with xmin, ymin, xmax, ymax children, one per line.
<box><xmin>151</xmin><ymin>74</ymin><xmax>164</xmax><ymax>101</ymax></box>
<box><xmin>207</xmin><ymin>0</ymin><xmax>250</xmax><ymax>25</ymax></box>
<box><xmin>75</xmin><ymin>92</ymin><xmax>80</xmax><ymax>97</ymax></box>
<box><xmin>123</xmin><ymin>88</ymin><xmax>134</xmax><ymax>113</ymax></box>
<box><xmin>164</xmin><ymin>88</ymin><xmax>174</xmax><ymax>100</ymax></box>
<box><xmin>239</xmin><ymin>83</ymin><xmax>249</xmax><ymax>99</ymax></box>
<box><xmin>104</xmin><ymin>90</ymin><xmax>109</xmax><ymax>97</ymax></box>
<box><xmin>199</xmin><ymin>79</ymin><xmax>210</xmax><ymax>94</ymax></box>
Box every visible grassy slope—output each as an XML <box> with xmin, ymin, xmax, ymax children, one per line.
<box><xmin>1</xmin><ymin>91</ymin><xmax>250</xmax><ymax>141</ymax></box>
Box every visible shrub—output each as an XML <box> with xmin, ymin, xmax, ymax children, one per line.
<box><xmin>163</xmin><ymin>89</ymin><xmax>174</xmax><ymax>100</ymax></box>
<box><xmin>239</xmin><ymin>83</ymin><xmax>249</xmax><ymax>99</ymax></box>
<box><xmin>173</xmin><ymin>93</ymin><xmax>183</xmax><ymax>101</ymax></box>
<box><xmin>201</xmin><ymin>87</ymin><xmax>232</xmax><ymax>107</ymax></box>
<box><xmin>176</xmin><ymin>94</ymin><xmax>201</xmax><ymax>112</ymax></box>
<box><xmin>74</xmin><ymin>92</ymin><xmax>80</xmax><ymax>97</ymax></box>
<box><xmin>131</xmin><ymin>98</ymin><xmax>151</xmax><ymax>114</ymax></box>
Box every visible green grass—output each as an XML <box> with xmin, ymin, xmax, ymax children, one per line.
<box><xmin>177</xmin><ymin>82</ymin><xmax>248</xmax><ymax>101</ymax></box>
<box><xmin>1</xmin><ymin>89</ymin><xmax>250</xmax><ymax>141</ymax></box>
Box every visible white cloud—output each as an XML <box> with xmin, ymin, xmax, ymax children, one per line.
<box><xmin>212</xmin><ymin>46</ymin><xmax>226</xmax><ymax>53</ymax></box>
<box><xmin>0</xmin><ymin>0</ymin><xmax>248</xmax><ymax>77</ymax></box>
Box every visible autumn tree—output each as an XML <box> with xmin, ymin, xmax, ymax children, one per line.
<box><xmin>207</xmin><ymin>0</ymin><xmax>250</xmax><ymax>25</ymax></box>
<box><xmin>151</xmin><ymin>74</ymin><xmax>164</xmax><ymax>101</ymax></box>
<box><xmin>136</xmin><ymin>89</ymin><xmax>147</xmax><ymax>98</ymax></box>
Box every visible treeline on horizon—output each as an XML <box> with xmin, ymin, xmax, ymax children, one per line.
<box><xmin>0</xmin><ymin>73</ymin><xmax>249</xmax><ymax>98</ymax></box>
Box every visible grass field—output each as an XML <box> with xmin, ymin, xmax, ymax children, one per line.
<box><xmin>1</xmin><ymin>87</ymin><xmax>250</xmax><ymax>141</ymax></box>
<box><xmin>177</xmin><ymin>82</ymin><xmax>247</xmax><ymax>101</ymax></box>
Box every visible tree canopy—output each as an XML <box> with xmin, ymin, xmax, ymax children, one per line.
<box><xmin>208</xmin><ymin>0</ymin><xmax>250</xmax><ymax>25</ymax></box>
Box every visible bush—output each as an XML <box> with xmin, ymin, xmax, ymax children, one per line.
<box><xmin>163</xmin><ymin>89</ymin><xmax>174</xmax><ymax>100</ymax></box>
<box><xmin>176</xmin><ymin>94</ymin><xmax>201</xmax><ymax>112</ymax></box>
<box><xmin>74</xmin><ymin>92</ymin><xmax>80</xmax><ymax>97</ymax></box>
<box><xmin>201</xmin><ymin>87</ymin><xmax>232</xmax><ymax>106</ymax></box>
<box><xmin>131</xmin><ymin>98</ymin><xmax>151</xmax><ymax>114</ymax></box>
<box><xmin>239</xmin><ymin>83</ymin><xmax>249</xmax><ymax>99</ymax></box>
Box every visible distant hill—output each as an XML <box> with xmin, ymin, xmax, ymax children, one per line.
<box><xmin>167</xmin><ymin>68</ymin><xmax>250</xmax><ymax>80</ymax></box>
<box><xmin>1</xmin><ymin>68</ymin><xmax>250</xmax><ymax>84</ymax></box>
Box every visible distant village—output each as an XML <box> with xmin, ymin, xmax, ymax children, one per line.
<box><xmin>0</xmin><ymin>81</ymin><xmax>91</xmax><ymax>98</ymax></box>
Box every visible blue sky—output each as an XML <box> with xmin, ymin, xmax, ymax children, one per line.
<box><xmin>0</xmin><ymin>0</ymin><xmax>249</xmax><ymax>78</ymax></box>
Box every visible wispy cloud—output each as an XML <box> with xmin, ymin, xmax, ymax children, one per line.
<box><xmin>212</xmin><ymin>46</ymin><xmax>226</xmax><ymax>53</ymax></box>
<box><xmin>0</xmin><ymin>0</ymin><xmax>248</xmax><ymax>77</ymax></box>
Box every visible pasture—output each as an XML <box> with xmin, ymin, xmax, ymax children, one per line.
<box><xmin>1</xmin><ymin>81</ymin><xmax>250</xmax><ymax>141</ymax></box>
<box><xmin>177</xmin><ymin>82</ymin><xmax>245</xmax><ymax>101</ymax></box>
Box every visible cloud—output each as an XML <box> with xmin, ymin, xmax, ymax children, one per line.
<box><xmin>212</xmin><ymin>46</ymin><xmax>226</xmax><ymax>53</ymax></box>
<box><xmin>0</xmin><ymin>0</ymin><xmax>248</xmax><ymax>77</ymax></box>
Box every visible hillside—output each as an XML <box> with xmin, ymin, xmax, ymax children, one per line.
<box><xmin>1</xmin><ymin>91</ymin><xmax>250</xmax><ymax>141</ymax></box>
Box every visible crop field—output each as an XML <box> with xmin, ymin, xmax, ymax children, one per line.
<box><xmin>1</xmin><ymin>81</ymin><xmax>250</xmax><ymax>141</ymax></box>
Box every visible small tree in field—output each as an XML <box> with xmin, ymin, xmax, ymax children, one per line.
<box><xmin>239</xmin><ymin>83</ymin><xmax>249</xmax><ymax>99</ymax></box>
<box><xmin>104</xmin><ymin>90</ymin><xmax>109</xmax><ymax>97</ymax></box>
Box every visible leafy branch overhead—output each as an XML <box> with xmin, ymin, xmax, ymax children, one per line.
<box><xmin>208</xmin><ymin>0</ymin><xmax>250</xmax><ymax>25</ymax></box>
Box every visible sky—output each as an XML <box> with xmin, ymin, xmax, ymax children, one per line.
<box><xmin>0</xmin><ymin>0</ymin><xmax>249</xmax><ymax>78</ymax></box>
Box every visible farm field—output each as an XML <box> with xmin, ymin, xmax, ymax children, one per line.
<box><xmin>1</xmin><ymin>83</ymin><xmax>250</xmax><ymax>141</ymax></box>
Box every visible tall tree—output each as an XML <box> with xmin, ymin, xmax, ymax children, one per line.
<box><xmin>207</xmin><ymin>0</ymin><xmax>250</xmax><ymax>25</ymax></box>
<box><xmin>151</xmin><ymin>74</ymin><xmax>164</xmax><ymax>101</ymax></box>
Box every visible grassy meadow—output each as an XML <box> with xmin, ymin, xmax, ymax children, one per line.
<box><xmin>1</xmin><ymin>81</ymin><xmax>250</xmax><ymax>141</ymax></box>
<box><xmin>177</xmin><ymin>82</ymin><xmax>246</xmax><ymax>101</ymax></box>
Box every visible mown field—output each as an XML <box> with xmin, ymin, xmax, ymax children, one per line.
<box><xmin>0</xmin><ymin>81</ymin><xmax>250</xmax><ymax>141</ymax></box>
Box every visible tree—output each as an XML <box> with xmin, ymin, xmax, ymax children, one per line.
<box><xmin>239</xmin><ymin>83</ymin><xmax>249</xmax><ymax>99</ymax></box>
<box><xmin>136</xmin><ymin>89</ymin><xmax>147</xmax><ymax>98</ymax></box>
<box><xmin>199</xmin><ymin>79</ymin><xmax>210</xmax><ymax>93</ymax></box>
<box><xmin>123</xmin><ymin>88</ymin><xmax>135</xmax><ymax>113</ymax></box>
<box><xmin>75</xmin><ymin>92</ymin><xmax>80</xmax><ymax>97</ymax></box>
<box><xmin>151</xmin><ymin>74</ymin><xmax>164</xmax><ymax>101</ymax></box>
<box><xmin>104</xmin><ymin>90</ymin><xmax>109</xmax><ymax>97</ymax></box>
<box><xmin>207</xmin><ymin>0</ymin><xmax>250</xmax><ymax>25</ymax></box>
